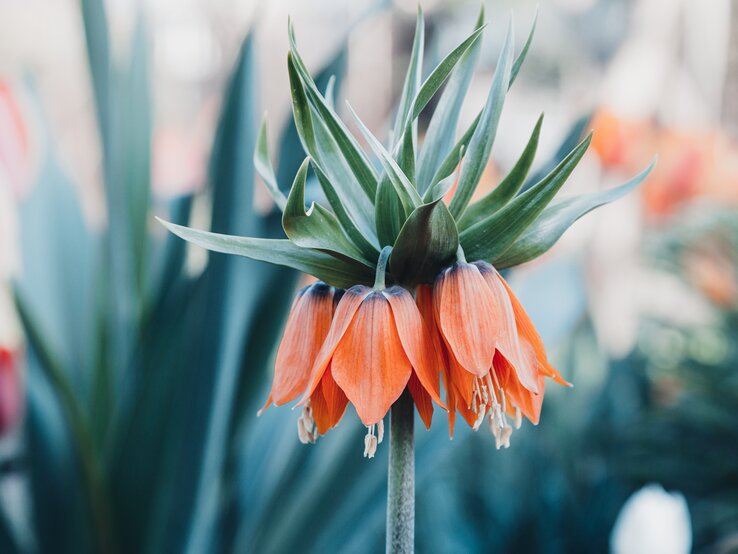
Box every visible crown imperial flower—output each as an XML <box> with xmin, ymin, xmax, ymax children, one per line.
<box><xmin>162</xmin><ymin>9</ymin><xmax>653</xmax><ymax>457</ymax></box>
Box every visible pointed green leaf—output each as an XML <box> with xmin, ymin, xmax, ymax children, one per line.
<box><xmin>509</xmin><ymin>7</ymin><xmax>538</xmax><ymax>87</ymax></box>
<box><xmin>460</xmin><ymin>133</ymin><xmax>592</xmax><ymax>262</ymax></box>
<box><xmin>449</xmin><ymin>19</ymin><xmax>514</xmax><ymax>219</ymax></box>
<box><xmin>287</xmin><ymin>53</ymin><xmax>376</xmax><ymax>241</ymax></box>
<box><xmin>347</xmin><ymin>103</ymin><xmax>421</xmax><ymax>214</ymax></box>
<box><xmin>423</xmin><ymin>145</ymin><xmax>464</xmax><ymax>203</ymax></box>
<box><xmin>416</xmin><ymin>5</ymin><xmax>484</xmax><ymax>194</ymax></box>
<box><xmin>288</xmin><ymin>21</ymin><xmax>378</xmax><ymax>199</ymax></box>
<box><xmin>390</xmin><ymin>200</ymin><xmax>459</xmax><ymax>286</ymax></box>
<box><xmin>494</xmin><ymin>160</ymin><xmax>655</xmax><ymax>268</ymax></box>
<box><xmin>254</xmin><ymin>117</ymin><xmax>287</xmax><ymax>211</ymax></box>
<box><xmin>405</xmin><ymin>24</ymin><xmax>486</xmax><ymax>128</ymax></box>
<box><xmin>392</xmin><ymin>7</ymin><xmax>424</xmax><ymax>148</ymax></box>
<box><xmin>311</xmin><ymin>162</ymin><xmax>379</xmax><ymax>260</ymax></box>
<box><xmin>393</xmin><ymin>21</ymin><xmax>486</xmax><ymax>179</ymax></box>
<box><xmin>375</xmin><ymin>176</ymin><xmax>406</xmax><ymax>247</ymax></box>
<box><xmin>158</xmin><ymin>220</ymin><xmax>374</xmax><ymax>288</ymax></box>
<box><xmin>428</xmin><ymin>110</ymin><xmax>481</xmax><ymax>191</ymax></box>
<box><xmin>283</xmin><ymin>158</ymin><xmax>370</xmax><ymax>264</ymax></box>
<box><xmin>459</xmin><ymin>114</ymin><xmax>543</xmax><ymax>229</ymax></box>
<box><xmin>524</xmin><ymin>111</ymin><xmax>592</xmax><ymax>190</ymax></box>
<box><xmin>324</xmin><ymin>75</ymin><xmax>337</xmax><ymax>108</ymax></box>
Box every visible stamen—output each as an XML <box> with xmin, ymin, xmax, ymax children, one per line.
<box><xmin>297</xmin><ymin>418</ymin><xmax>310</xmax><ymax>444</ymax></box>
<box><xmin>377</xmin><ymin>420</ymin><xmax>384</xmax><ymax>444</ymax></box>
<box><xmin>472</xmin><ymin>407</ymin><xmax>486</xmax><ymax>431</ymax></box>
<box><xmin>296</xmin><ymin>400</ymin><xmax>316</xmax><ymax>444</ymax></box>
<box><xmin>514</xmin><ymin>407</ymin><xmax>522</xmax><ymax>430</ymax></box>
<box><xmin>363</xmin><ymin>425</ymin><xmax>378</xmax><ymax>458</ymax></box>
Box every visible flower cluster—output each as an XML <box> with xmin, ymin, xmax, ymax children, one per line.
<box><xmin>162</xmin><ymin>11</ymin><xmax>651</xmax><ymax>458</ymax></box>
<box><xmin>259</xmin><ymin>251</ymin><xmax>568</xmax><ymax>457</ymax></box>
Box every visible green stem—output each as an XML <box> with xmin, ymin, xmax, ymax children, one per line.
<box><xmin>386</xmin><ymin>389</ymin><xmax>414</xmax><ymax>554</ymax></box>
<box><xmin>374</xmin><ymin>246</ymin><xmax>393</xmax><ymax>289</ymax></box>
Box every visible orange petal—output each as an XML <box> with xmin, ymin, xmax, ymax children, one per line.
<box><xmin>408</xmin><ymin>373</ymin><xmax>433</xmax><ymax>429</ymax></box>
<box><xmin>434</xmin><ymin>263</ymin><xmax>499</xmax><ymax>377</ymax></box>
<box><xmin>299</xmin><ymin>285</ymin><xmax>371</xmax><ymax>405</ymax></box>
<box><xmin>476</xmin><ymin>263</ymin><xmax>539</xmax><ymax>394</ymax></box>
<box><xmin>384</xmin><ymin>286</ymin><xmax>446</xmax><ymax>409</ymax></box>
<box><xmin>311</xmin><ymin>366</ymin><xmax>348</xmax><ymax>434</ymax></box>
<box><xmin>270</xmin><ymin>283</ymin><xmax>336</xmax><ymax>406</ymax></box>
<box><xmin>494</xmin><ymin>352</ymin><xmax>544</xmax><ymax>425</ymax></box>
<box><xmin>257</xmin><ymin>393</ymin><xmax>273</xmax><ymax>417</ymax></box>
<box><xmin>498</xmin><ymin>275</ymin><xmax>571</xmax><ymax>388</ymax></box>
<box><xmin>445</xmin><ymin>373</ymin><xmax>457</xmax><ymax>438</ymax></box>
<box><xmin>456</xmin><ymin>387</ymin><xmax>483</xmax><ymax>428</ymax></box>
<box><xmin>447</xmin><ymin>347</ymin><xmax>475</xmax><ymax>407</ymax></box>
<box><xmin>539</xmin><ymin>362</ymin><xmax>572</xmax><ymax>387</ymax></box>
<box><xmin>417</xmin><ymin>285</ymin><xmax>450</xmax><ymax>373</ymax></box>
<box><xmin>332</xmin><ymin>291</ymin><xmax>412</xmax><ymax>425</ymax></box>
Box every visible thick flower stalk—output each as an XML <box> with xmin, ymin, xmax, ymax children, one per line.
<box><xmin>161</xmin><ymin>6</ymin><xmax>653</xmax><ymax>552</ymax></box>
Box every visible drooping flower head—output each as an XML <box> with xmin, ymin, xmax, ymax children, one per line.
<box><xmin>162</xmin><ymin>8</ymin><xmax>653</xmax><ymax>456</ymax></box>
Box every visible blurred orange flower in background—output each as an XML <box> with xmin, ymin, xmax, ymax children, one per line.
<box><xmin>592</xmin><ymin>109</ymin><xmax>738</xmax><ymax>219</ymax></box>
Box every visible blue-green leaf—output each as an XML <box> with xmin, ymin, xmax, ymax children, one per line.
<box><xmin>448</xmin><ymin>19</ymin><xmax>514</xmax><ymax>218</ymax></box>
<box><xmin>509</xmin><ymin>7</ymin><xmax>538</xmax><ymax>87</ymax></box>
<box><xmin>416</xmin><ymin>5</ymin><xmax>485</xmax><ymax>194</ymax></box>
<box><xmin>288</xmin><ymin>21</ymin><xmax>378</xmax><ymax>199</ymax></box>
<box><xmin>347</xmin><ymin>103</ymin><xmax>422</xmax><ymax>214</ymax></box>
<box><xmin>428</xmin><ymin>110</ymin><xmax>481</xmax><ymax>191</ymax></box>
<box><xmin>494</xmin><ymin>160</ymin><xmax>655</xmax><ymax>267</ymax></box>
<box><xmin>283</xmin><ymin>158</ymin><xmax>370</xmax><ymax>263</ymax></box>
<box><xmin>375</xmin><ymin>176</ymin><xmax>406</xmax><ymax>247</ymax></box>
<box><xmin>311</xmin><ymin>162</ymin><xmax>380</xmax><ymax>260</ymax></box>
<box><xmin>254</xmin><ymin>117</ymin><xmax>287</xmax><ymax>211</ymax></box>
<box><xmin>392</xmin><ymin>7</ymin><xmax>424</xmax><ymax>149</ymax></box>
<box><xmin>159</xmin><ymin>220</ymin><xmax>374</xmax><ymax>288</ymax></box>
<box><xmin>287</xmin><ymin>53</ymin><xmax>377</xmax><ymax>241</ymax></box>
<box><xmin>459</xmin><ymin>114</ymin><xmax>543</xmax><ymax>229</ymax></box>
<box><xmin>390</xmin><ymin>200</ymin><xmax>459</xmax><ymax>286</ymax></box>
<box><xmin>460</xmin><ymin>133</ymin><xmax>592</xmax><ymax>262</ymax></box>
<box><xmin>524</xmin><ymin>111</ymin><xmax>592</xmax><ymax>191</ymax></box>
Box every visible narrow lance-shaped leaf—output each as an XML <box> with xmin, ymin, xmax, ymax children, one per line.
<box><xmin>448</xmin><ymin>19</ymin><xmax>514</xmax><ymax>219</ymax></box>
<box><xmin>428</xmin><ymin>110</ymin><xmax>481</xmax><ymax>191</ymax></box>
<box><xmin>460</xmin><ymin>133</ymin><xmax>592</xmax><ymax>262</ymax></box>
<box><xmin>392</xmin><ymin>22</ymin><xmax>486</xmax><ymax>170</ymax></box>
<box><xmin>419</xmin><ymin>8</ymin><xmax>534</xmax><ymax>195</ymax></box>
<box><xmin>390</xmin><ymin>200</ymin><xmax>459</xmax><ymax>286</ymax></box>
<box><xmin>524</xmin><ymin>111</ymin><xmax>592</xmax><ymax>191</ymax></box>
<box><xmin>423</xmin><ymin>145</ymin><xmax>465</xmax><ymax>204</ymax></box>
<box><xmin>494</xmin><ymin>160</ymin><xmax>656</xmax><ymax>268</ymax></box>
<box><xmin>416</xmin><ymin>5</ymin><xmax>485</xmax><ymax>194</ymax></box>
<box><xmin>375</xmin><ymin>176</ymin><xmax>406</xmax><ymax>247</ymax></box>
<box><xmin>403</xmin><ymin>25</ymin><xmax>486</xmax><ymax>132</ymax></box>
<box><xmin>347</xmin><ymin>103</ymin><xmax>421</xmax><ymax>214</ymax></box>
<box><xmin>509</xmin><ymin>7</ymin><xmax>538</xmax><ymax>87</ymax></box>
<box><xmin>459</xmin><ymin>114</ymin><xmax>543</xmax><ymax>229</ymax></box>
<box><xmin>254</xmin><ymin>117</ymin><xmax>288</xmax><ymax>211</ymax></box>
<box><xmin>287</xmin><ymin>53</ymin><xmax>376</xmax><ymax>241</ymax></box>
<box><xmin>283</xmin><ymin>158</ymin><xmax>371</xmax><ymax>264</ymax></box>
<box><xmin>288</xmin><ymin>20</ymin><xmax>378</xmax><ymax>199</ymax></box>
<box><xmin>158</xmin><ymin>220</ymin><xmax>375</xmax><ymax>288</ymax></box>
<box><xmin>392</xmin><ymin>6</ymin><xmax>424</xmax><ymax>149</ymax></box>
<box><xmin>311</xmin><ymin>162</ymin><xmax>380</xmax><ymax>260</ymax></box>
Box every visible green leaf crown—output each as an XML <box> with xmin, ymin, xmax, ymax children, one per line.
<box><xmin>161</xmin><ymin>7</ymin><xmax>654</xmax><ymax>288</ymax></box>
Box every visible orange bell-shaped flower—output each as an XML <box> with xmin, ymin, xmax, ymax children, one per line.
<box><xmin>429</xmin><ymin>261</ymin><xmax>570</xmax><ymax>447</ymax></box>
<box><xmin>300</xmin><ymin>284</ymin><xmax>445</xmax><ymax>456</ymax></box>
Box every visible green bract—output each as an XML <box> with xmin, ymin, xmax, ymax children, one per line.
<box><xmin>162</xmin><ymin>8</ymin><xmax>655</xmax><ymax>288</ymax></box>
